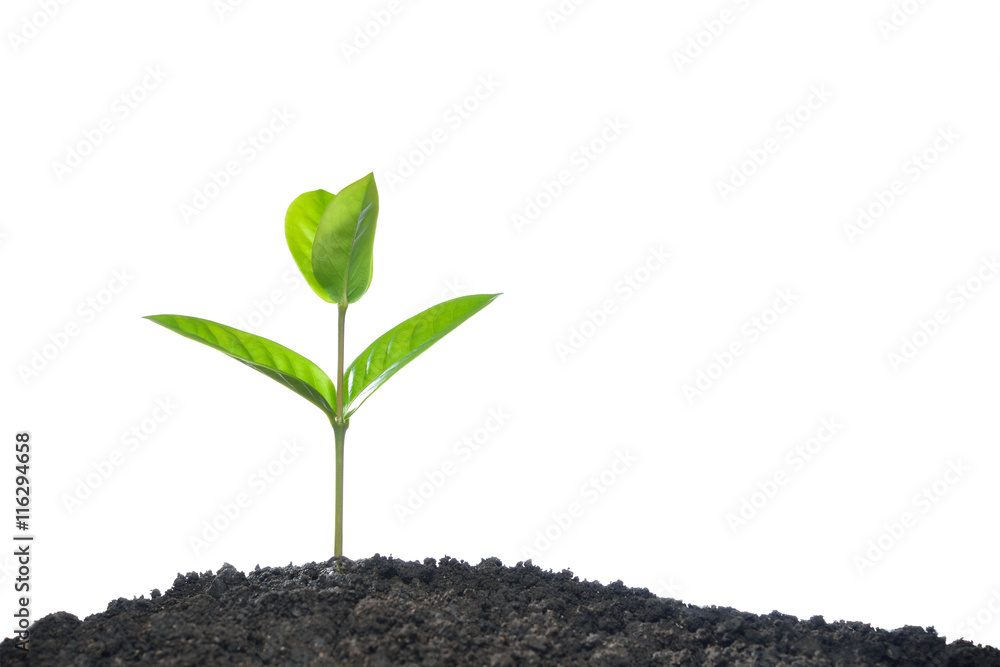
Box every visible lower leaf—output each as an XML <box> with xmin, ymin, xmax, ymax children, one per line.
<box><xmin>144</xmin><ymin>314</ymin><xmax>337</xmax><ymax>421</ymax></box>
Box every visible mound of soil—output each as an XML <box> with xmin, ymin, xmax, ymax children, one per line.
<box><xmin>2</xmin><ymin>554</ymin><xmax>997</xmax><ymax>666</ymax></box>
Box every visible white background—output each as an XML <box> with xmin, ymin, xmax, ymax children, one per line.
<box><xmin>3</xmin><ymin>0</ymin><xmax>999</xmax><ymax>653</ymax></box>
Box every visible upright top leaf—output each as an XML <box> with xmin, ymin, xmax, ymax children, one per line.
<box><xmin>285</xmin><ymin>189</ymin><xmax>337</xmax><ymax>303</ymax></box>
<box><xmin>311</xmin><ymin>173</ymin><xmax>379</xmax><ymax>305</ymax></box>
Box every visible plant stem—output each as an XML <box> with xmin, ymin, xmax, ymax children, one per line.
<box><xmin>336</xmin><ymin>303</ymin><xmax>346</xmax><ymax>422</ymax></box>
<box><xmin>333</xmin><ymin>302</ymin><xmax>349</xmax><ymax>558</ymax></box>
<box><xmin>332</xmin><ymin>419</ymin><xmax>346</xmax><ymax>557</ymax></box>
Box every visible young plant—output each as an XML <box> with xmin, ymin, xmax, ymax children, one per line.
<box><xmin>144</xmin><ymin>173</ymin><xmax>499</xmax><ymax>557</ymax></box>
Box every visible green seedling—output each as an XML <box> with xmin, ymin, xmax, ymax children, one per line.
<box><xmin>144</xmin><ymin>173</ymin><xmax>499</xmax><ymax>556</ymax></box>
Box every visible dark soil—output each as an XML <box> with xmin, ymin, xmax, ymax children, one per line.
<box><xmin>2</xmin><ymin>555</ymin><xmax>997</xmax><ymax>666</ymax></box>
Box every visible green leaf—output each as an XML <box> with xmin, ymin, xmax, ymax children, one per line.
<box><xmin>144</xmin><ymin>314</ymin><xmax>337</xmax><ymax>421</ymax></box>
<box><xmin>344</xmin><ymin>293</ymin><xmax>500</xmax><ymax>418</ymax></box>
<box><xmin>311</xmin><ymin>173</ymin><xmax>379</xmax><ymax>305</ymax></box>
<box><xmin>285</xmin><ymin>189</ymin><xmax>337</xmax><ymax>303</ymax></box>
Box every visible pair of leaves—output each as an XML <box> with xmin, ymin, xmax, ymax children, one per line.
<box><xmin>146</xmin><ymin>173</ymin><xmax>499</xmax><ymax>424</ymax></box>
<box><xmin>285</xmin><ymin>173</ymin><xmax>378</xmax><ymax>306</ymax></box>
<box><xmin>145</xmin><ymin>293</ymin><xmax>500</xmax><ymax>422</ymax></box>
